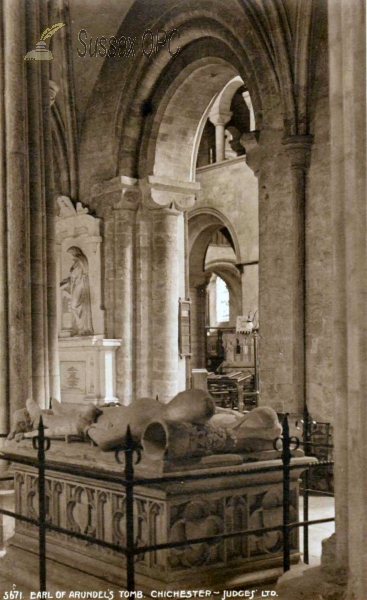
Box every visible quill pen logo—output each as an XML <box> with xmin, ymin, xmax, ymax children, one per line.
<box><xmin>24</xmin><ymin>22</ymin><xmax>65</xmax><ymax>61</ymax></box>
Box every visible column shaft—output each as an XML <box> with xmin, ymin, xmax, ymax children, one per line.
<box><xmin>135</xmin><ymin>206</ymin><xmax>153</xmax><ymax>399</ymax></box>
<box><xmin>255</xmin><ymin>132</ymin><xmax>311</xmax><ymax>414</ymax></box>
<box><xmin>215</xmin><ymin>124</ymin><xmax>225</xmax><ymax>162</ymax></box>
<box><xmin>104</xmin><ymin>210</ymin><xmax>115</xmax><ymax>340</ymax></box>
<box><xmin>190</xmin><ymin>284</ymin><xmax>207</xmax><ymax>369</ymax></box>
<box><xmin>0</xmin><ymin>0</ymin><xmax>8</xmax><ymax>433</ymax></box>
<box><xmin>41</xmin><ymin>7</ymin><xmax>59</xmax><ymax>403</ymax></box>
<box><xmin>114</xmin><ymin>206</ymin><xmax>136</xmax><ymax>404</ymax></box>
<box><xmin>152</xmin><ymin>208</ymin><xmax>180</xmax><ymax>402</ymax></box>
<box><xmin>239</xmin><ymin>263</ymin><xmax>258</xmax><ymax>316</ymax></box>
<box><xmin>328</xmin><ymin>0</ymin><xmax>367</xmax><ymax>596</ymax></box>
<box><xmin>26</xmin><ymin>0</ymin><xmax>48</xmax><ymax>407</ymax></box>
<box><xmin>4</xmin><ymin>0</ymin><xmax>29</xmax><ymax>411</ymax></box>
<box><xmin>283</xmin><ymin>135</ymin><xmax>313</xmax><ymax>414</ymax></box>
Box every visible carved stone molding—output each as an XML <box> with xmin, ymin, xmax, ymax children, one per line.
<box><xmin>90</xmin><ymin>176</ymin><xmax>140</xmax><ymax>218</ymax></box>
<box><xmin>140</xmin><ymin>175</ymin><xmax>200</xmax><ymax>212</ymax></box>
<box><xmin>208</xmin><ymin>111</ymin><xmax>233</xmax><ymax>128</ymax></box>
<box><xmin>55</xmin><ymin>196</ymin><xmax>101</xmax><ymax>244</ymax></box>
<box><xmin>10</xmin><ymin>455</ymin><xmax>311</xmax><ymax>589</ymax></box>
<box><xmin>282</xmin><ymin>135</ymin><xmax>314</xmax><ymax>171</ymax></box>
<box><xmin>240</xmin><ymin>131</ymin><xmax>262</xmax><ymax>175</ymax></box>
<box><xmin>190</xmin><ymin>273</ymin><xmax>212</xmax><ymax>289</ymax></box>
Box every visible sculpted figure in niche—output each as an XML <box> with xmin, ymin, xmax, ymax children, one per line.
<box><xmin>60</xmin><ymin>246</ymin><xmax>94</xmax><ymax>336</ymax></box>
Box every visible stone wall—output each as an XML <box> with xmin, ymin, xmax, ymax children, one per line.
<box><xmin>195</xmin><ymin>156</ymin><xmax>259</xmax><ymax>318</ymax></box>
<box><xmin>195</xmin><ymin>157</ymin><xmax>258</xmax><ymax>264</ymax></box>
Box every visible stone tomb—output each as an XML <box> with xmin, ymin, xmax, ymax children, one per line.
<box><xmin>6</xmin><ymin>441</ymin><xmax>315</xmax><ymax>591</ymax></box>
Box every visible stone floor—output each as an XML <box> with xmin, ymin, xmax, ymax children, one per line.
<box><xmin>0</xmin><ymin>495</ymin><xmax>335</xmax><ymax>599</ymax></box>
<box><xmin>298</xmin><ymin>495</ymin><xmax>335</xmax><ymax>565</ymax></box>
<box><xmin>273</xmin><ymin>495</ymin><xmax>335</xmax><ymax>600</ymax></box>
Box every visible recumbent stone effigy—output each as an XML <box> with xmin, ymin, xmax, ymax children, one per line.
<box><xmin>2</xmin><ymin>390</ymin><xmax>316</xmax><ymax>591</ymax></box>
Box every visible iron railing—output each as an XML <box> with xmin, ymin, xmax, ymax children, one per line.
<box><xmin>295</xmin><ymin>405</ymin><xmax>334</xmax><ymax>565</ymax></box>
<box><xmin>0</xmin><ymin>414</ymin><xmax>334</xmax><ymax>592</ymax></box>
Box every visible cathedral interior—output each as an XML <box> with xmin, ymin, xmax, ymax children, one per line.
<box><xmin>0</xmin><ymin>0</ymin><xmax>366</xmax><ymax>597</ymax></box>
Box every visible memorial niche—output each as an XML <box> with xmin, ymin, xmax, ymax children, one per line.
<box><xmin>60</xmin><ymin>246</ymin><xmax>94</xmax><ymax>337</ymax></box>
<box><xmin>55</xmin><ymin>196</ymin><xmax>121</xmax><ymax>405</ymax></box>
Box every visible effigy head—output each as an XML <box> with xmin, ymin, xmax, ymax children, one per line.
<box><xmin>7</xmin><ymin>407</ymin><xmax>33</xmax><ymax>441</ymax></box>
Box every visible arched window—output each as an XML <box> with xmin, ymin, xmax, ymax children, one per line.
<box><xmin>216</xmin><ymin>276</ymin><xmax>230</xmax><ymax>323</ymax></box>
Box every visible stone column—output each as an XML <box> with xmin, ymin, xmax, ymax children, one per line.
<box><xmin>26</xmin><ymin>0</ymin><xmax>49</xmax><ymax>407</ymax></box>
<box><xmin>0</xmin><ymin>1</ymin><xmax>61</xmax><ymax>425</ymax></box>
<box><xmin>152</xmin><ymin>207</ymin><xmax>180</xmax><ymax>402</ymax></box>
<box><xmin>209</xmin><ymin>111</ymin><xmax>232</xmax><ymax>163</ymax></box>
<box><xmin>135</xmin><ymin>204</ymin><xmax>153</xmax><ymax>399</ymax></box>
<box><xmin>141</xmin><ymin>176</ymin><xmax>199</xmax><ymax>403</ymax></box>
<box><xmin>323</xmin><ymin>1</ymin><xmax>367</xmax><ymax>597</ymax></box>
<box><xmin>282</xmin><ymin>135</ymin><xmax>313</xmax><ymax>414</ymax></box>
<box><xmin>245</xmin><ymin>130</ymin><xmax>312</xmax><ymax>415</ymax></box>
<box><xmin>91</xmin><ymin>177</ymin><xmax>139</xmax><ymax>405</ymax></box>
<box><xmin>40</xmin><ymin>4</ymin><xmax>59</xmax><ymax>404</ymax></box>
<box><xmin>190</xmin><ymin>276</ymin><xmax>209</xmax><ymax>370</ymax></box>
<box><xmin>0</xmin><ymin>0</ymin><xmax>8</xmax><ymax>434</ymax></box>
<box><xmin>236</xmin><ymin>261</ymin><xmax>259</xmax><ymax>317</ymax></box>
<box><xmin>114</xmin><ymin>180</ymin><xmax>139</xmax><ymax>404</ymax></box>
<box><xmin>4</xmin><ymin>0</ymin><xmax>29</xmax><ymax>412</ymax></box>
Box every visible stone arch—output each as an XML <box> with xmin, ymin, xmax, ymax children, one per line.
<box><xmin>206</xmin><ymin>264</ymin><xmax>242</xmax><ymax>326</ymax></box>
<box><xmin>78</xmin><ymin>0</ymin><xmax>307</xmax><ymax>405</ymax></box>
<box><xmin>141</xmin><ymin>57</ymin><xmax>238</xmax><ymax>182</ymax></box>
<box><xmin>188</xmin><ymin>208</ymin><xmax>241</xmax><ymax>368</ymax></box>
<box><xmin>188</xmin><ymin>208</ymin><xmax>242</xmax><ymax>269</ymax></box>
<box><xmin>210</xmin><ymin>76</ymin><xmax>245</xmax><ymax>119</ymax></box>
<box><xmin>79</xmin><ymin>0</ymin><xmax>283</xmax><ymax>199</ymax></box>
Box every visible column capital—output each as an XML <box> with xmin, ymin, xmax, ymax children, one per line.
<box><xmin>241</xmin><ymin>131</ymin><xmax>262</xmax><ymax>175</ymax></box>
<box><xmin>140</xmin><ymin>176</ymin><xmax>200</xmax><ymax>212</ymax></box>
<box><xmin>282</xmin><ymin>134</ymin><xmax>314</xmax><ymax>170</ymax></box>
<box><xmin>235</xmin><ymin>261</ymin><xmax>259</xmax><ymax>274</ymax></box>
<box><xmin>90</xmin><ymin>176</ymin><xmax>140</xmax><ymax>218</ymax></box>
<box><xmin>190</xmin><ymin>273</ymin><xmax>212</xmax><ymax>288</ymax></box>
<box><xmin>208</xmin><ymin>111</ymin><xmax>232</xmax><ymax>128</ymax></box>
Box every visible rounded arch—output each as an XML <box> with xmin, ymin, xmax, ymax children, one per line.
<box><xmin>188</xmin><ymin>208</ymin><xmax>242</xmax><ymax>267</ymax></box>
<box><xmin>79</xmin><ymin>0</ymin><xmax>282</xmax><ymax>200</ymax></box>
<box><xmin>206</xmin><ymin>266</ymin><xmax>242</xmax><ymax>325</ymax></box>
<box><xmin>141</xmin><ymin>55</ymin><xmax>238</xmax><ymax>182</ymax></box>
<box><xmin>209</xmin><ymin>75</ymin><xmax>245</xmax><ymax>118</ymax></box>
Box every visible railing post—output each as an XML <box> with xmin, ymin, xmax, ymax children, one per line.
<box><xmin>115</xmin><ymin>426</ymin><xmax>141</xmax><ymax>593</ymax></box>
<box><xmin>303</xmin><ymin>403</ymin><xmax>313</xmax><ymax>455</ymax></box>
<box><xmin>302</xmin><ymin>404</ymin><xmax>315</xmax><ymax>565</ymax></box>
<box><xmin>303</xmin><ymin>404</ymin><xmax>311</xmax><ymax>564</ymax></box>
<box><xmin>274</xmin><ymin>413</ymin><xmax>299</xmax><ymax>573</ymax></box>
<box><xmin>282</xmin><ymin>414</ymin><xmax>291</xmax><ymax>572</ymax></box>
<box><xmin>303</xmin><ymin>469</ymin><xmax>310</xmax><ymax>564</ymax></box>
<box><xmin>32</xmin><ymin>416</ymin><xmax>50</xmax><ymax>592</ymax></box>
<box><xmin>253</xmin><ymin>330</ymin><xmax>259</xmax><ymax>396</ymax></box>
<box><xmin>125</xmin><ymin>425</ymin><xmax>135</xmax><ymax>592</ymax></box>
